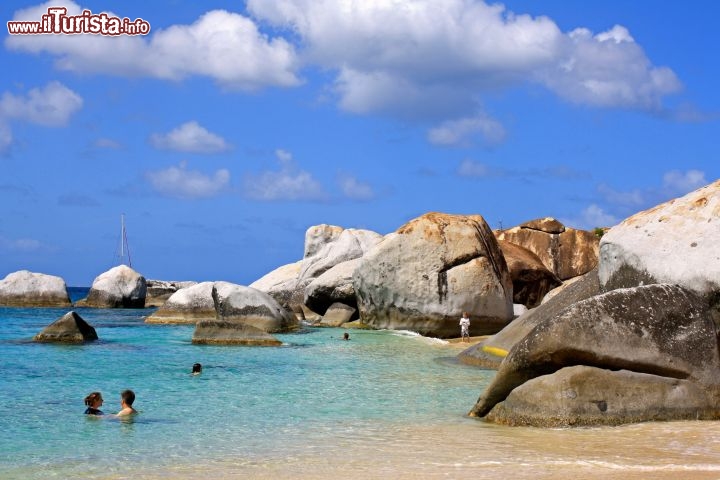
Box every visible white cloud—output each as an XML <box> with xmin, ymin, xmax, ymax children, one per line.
<box><xmin>0</xmin><ymin>81</ymin><xmax>83</xmax><ymax>127</ymax></box>
<box><xmin>562</xmin><ymin>204</ymin><xmax>619</xmax><ymax>230</ymax></box>
<box><xmin>275</xmin><ymin>148</ymin><xmax>293</xmax><ymax>165</ymax></box>
<box><xmin>428</xmin><ymin>114</ymin><xmax>506</xmax><ymax>146</ymax></box>
<box><xmin>0</xmin><ymin>235</ymin><xmax>44</xmax><ymax>252</ymax></box>
<box><xmin>150</xmin><ymin>121</ymin><xmax>231</xmax><ymax>154</ymax></box>
<box><xmin>597</xmin><ymin>183</ymin><xmax>646</xmax><ymax>207</ymax></box>
<box><xmin>338</xmin><ymin>175</ymin><xmax>375</xmax><ymax>201</ymax></box>
<box><xmin>6</xmin><ymin>2</ymin><xmax>300</xmax><ymax>91</ymax></box>
<box><xmin>457</xmin><ymin>159</ymin><xmax>490</xmax><ymax>177</ymax></box>
<box><xmin>0</xmin><ymin>122</ymin><xmax>12</xmax><ymax>153</ymax></box>
<box><xmin>249</xmin><ymin>0</ymin><xmax>679</xmax><ymax>121</ymax></box>
<box><xmin>243</xmin><ymin>152</ymin><xmax>326</xmax><ymax>201</ymax></box>
<box><xmin>581</xmin><ymin>204</ymin><xmax>619</xmax><ymax>228</ymax></box>
<box><xmin>145</xmin><ymin>161</ymin><xmax>230</xmax><ymax>199</ymax></box>
<box><xmin>662</xmin><ymin>169</ymin><xmax>707</xmax><ymax>195</ymax></box>
<box><xmin>536</xmin><ymin>26</ymin><xmax>681</xmax><ymax>109</ymax></box>
<box><xmin>94</xmin><ymin>138</ymin><xmax>122</xmax><ymax>149</ymax></box>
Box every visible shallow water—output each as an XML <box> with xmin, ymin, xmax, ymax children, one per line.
<box><xmin>1</xmin><ymin>302</ymin><xmax>720</xmax><ymax>479</ymax></box>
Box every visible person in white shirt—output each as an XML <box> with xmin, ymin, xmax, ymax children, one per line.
<box><xmin>459</xmin><ymin>312</ymin><xmax>471</xmax><ymax>342</ymax></box>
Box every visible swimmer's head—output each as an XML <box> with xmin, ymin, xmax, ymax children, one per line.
<box><xmin>192</xmin><ymin>363</ymin><xmax>202</xmax><ymax>374</ymax></box>
<box><xmin>85</xmin><ymin>391</ymin><xmax>103</xmax><ymax>407</ymax></box>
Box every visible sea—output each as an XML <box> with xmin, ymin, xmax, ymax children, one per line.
<box><xmin>2</xmin><ymin>287</ymin><xmax>720</xmax><ymax>479</ymax></box>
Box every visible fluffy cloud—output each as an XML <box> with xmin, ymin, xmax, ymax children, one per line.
<box><xmin>243</xmin><ymin>151</ymin><xmax>326</xmax><ymax>201</ymax></box>
<box><xmin>6</xmin><ymin>2</ymin><xmax>300</xmax><ymax>91</ymax></box>
<box><xmin>150</xmin><ymin>121</ymin><xmax>231</xmax><ymax>154</ymax></box>
<box><xmin>338</xmin><ymin>175</ymin><xmax>375</xmax><ymax>201</ymax></box>
<box><xmin>0</xmin><ymin>235</ymin><xmax>45</xmax><ymax>252</ymax></box>
<box><xmin>0</xmin><ymin>81</ymin><xmax>83</xmax><ymax>127</ymax></box>
<box><xmin>145</xmin><ymin>161</ymin><xmax>230</xmax><ymax>199</ymax></box>
<box><xmin>94</xmin><ymin>138</ymin><xmax>122</xmax><ymax>149</ymax></box>
<box><xmin>0</xmin><ymin>81</ymin><xmax>83</xmax><ymax>152</ymax></box>
<box><xmin>249</xmin><ymin>0</ymin><xmax>680</xmax><ymax>123</ymax></box>
<box><xmin>536</xmin><ymin>26</ymin><xmax>681</xmax><ymax>109</ymax></box>
<box><xmin>457</xmin><ymin>159</ymin><xmax>588</xmax><ymax>180</ymax></box>
<box><xmin>563</xmin><ymin>204</ymin><xmax>619</xmax><ymax>230</ymax></box>
<box><xmin>0</xmin><ymin>123</ymin><xmax>12</xmax><ymax>153</ymax></box>
<box><xmin>428</xmin><ymin>114</ymin><xmax>506</xmax><ymax>146</ymax></box>
<box><xmin>662</xmin><ymin>169</ymin><xmax>707</xmax><ymax>195</ymax></box>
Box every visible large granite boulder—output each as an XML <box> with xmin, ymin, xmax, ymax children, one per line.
<box><xmin>354</xmin><ymin>212</ymin><xmax>513</xmax><ymax>338</ymax></box>
<box><xmin>34</xmin><ymin>311</ymin><xmax>98</xmax><ymax>343</ymax></box>
<box><xmin>249</xmin><ymin>260</ymin><xmax>304</xmax><ymax>309</ymax></box>
<box><xmin>77</xmin><ymin>265</ymin><xmax>147</xmax><ymax>308</ymax></box>
<box><xmin>251</xmin><ymin>225</ymin><xmax>383</xmax><ymax>314</ymax></box>
<box><xmin>0</xmin><ymin>270</ymin><xmax>71</xmax><ymax>307</ymax></box>
<box><xmin>458</xmin><ymin>269</ymin><xmax>600</xmax><ymax>369</ymax></box>
<box><xmin>192</xmin><ymin>283</ymin><xmax>298</xmax><ymax>346</ymax></box>
<box><xmin>469</xmin><ymin>284</ymin><xmax>720</xmax><ymax>426</ymax></box>
<box><xmin>304</xmin><ymin>258</ymin><xmax>359</xmax><ymax>315</ymax></box>
<box><xmin>496</xmin><ymin>218</ymin><xmax>600</xmax><ymax>280</ymax></box>
<box><xmin>320</xmin><ymin>302</ymin><xmax>357</xmax><ymax>327</ymax></box>
<box><xmin>304</xmin><ymin>224</ymin><xmax>344</xmax><ymax>258</ymax></box>
<box><xmin>145</xmin><ymin>280</ymin><xmax>197</xmax><ymax>307</ymax></box>
<box><xmin>145</xmin><ymin>282</ymin><xmax>216</xmax><ymax>324</ymax></box>
<box><xmin>298</xmin><ymin>228</ymin><xmax>383</xmax><ymax>282</ymax></box>
<box><xmin>498</xmin><ymin>240</ymin><xmax>561</xmax><ymax>308</ymax></box>
<box><xmin>485</xmin><ymin>365</ymin><xmax>720</xmax><ymax>427</ymax></box>
<box><xmin>599</xmin><ymin>179</ymin><xmax>720</xmax><ymax>323</ymax></box>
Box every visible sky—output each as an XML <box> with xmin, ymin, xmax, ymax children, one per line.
<box><xmin>0</xmin><ymin>0</ymin><xmax>718</xmax><ymax>286</ymax></box>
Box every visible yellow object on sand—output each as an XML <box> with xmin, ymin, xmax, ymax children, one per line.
<box><xmin>482</xmin><ymin>345</ymin><xmax>508</xmax><ymax>358</ymax></box>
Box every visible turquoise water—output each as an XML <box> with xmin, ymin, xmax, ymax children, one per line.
<box><xmin>4</xmin><ymin>293</ymin><xmax>720</xmax><ymax>479</ymax></box>
<box><xmin>0</xmin><ymin>296</ymin><xmax>493</xmax><ymax>479</ymax></box>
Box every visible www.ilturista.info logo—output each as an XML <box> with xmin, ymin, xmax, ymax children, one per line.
<box><xmin>7</xmin><ymin>7</ymin><xmax>150</xmax><ymax>36</ymax></box>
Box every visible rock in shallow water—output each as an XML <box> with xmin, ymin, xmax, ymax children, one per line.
<box><xmin>77</xmin><ymin>265</ymin><xmax>146</xmax><ymax>308</ymax></box>
<box><xmin>0</xmin><ymin>270</ymin><xmax>71</xmax><ymax>307</ymax></box>
<box><xmin>34</xmin><ymin>311</ymin><xmax>98</xmax><ymax>343</ymax></box>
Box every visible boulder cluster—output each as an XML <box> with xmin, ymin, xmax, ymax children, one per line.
<box><xmin>8</xmin><ymin>174</ymin><xmax>718</xmax><ymax>427</ymax></box>
<box><xmin>460</xmin><ymin>179</ymin><xmax>720</xmax><ymax>426</ymax></box>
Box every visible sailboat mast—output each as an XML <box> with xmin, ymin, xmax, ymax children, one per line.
<box><xmin>119</xmin><ymin>214</ymin><xmax>133</xmax><ymax>268</ymax></box>
<box><xmin>120</xmin><ymin>214</ymin><xmax>125</xmax><ymax>260</ymax></box>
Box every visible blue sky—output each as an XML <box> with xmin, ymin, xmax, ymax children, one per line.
<box><xmin>1</xmin><ymin>0</ymin><xmax>718</xmax><ymax>286</ymax></box>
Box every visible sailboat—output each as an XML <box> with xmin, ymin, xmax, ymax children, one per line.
<box><xmin>115</xmin><ymin>213</ymin><xmax>133</xmax><ymax>268</ymax></box>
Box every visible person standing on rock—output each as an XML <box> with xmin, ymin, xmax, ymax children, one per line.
<box><xmin>460</xmin><ymin>312</ymin><xmax>471</xmax><ymax>342</ymax></box>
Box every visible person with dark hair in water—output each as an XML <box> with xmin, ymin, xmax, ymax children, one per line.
<box><xmin>116</xmin><ymin>389</ymin><xmax>137</xmax><ymax>417</ymax></box>
<box><xmin>192</xmin><ymin>363</ymin><xmax>202</xmax><ymax>375</ymax></box>
<box><xmin>84</xmin><ymin>391</ymin><xmax>104</xmax><ymax>415</ymax></box>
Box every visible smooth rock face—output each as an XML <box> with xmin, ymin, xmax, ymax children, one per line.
<box><xmin>80</xmin><ymin>265</ymin><xmax>147</xmax><ymax>308</ymax></box>
<box><xmin>305</xmin><ymin>258</ymin><xmax>360</xmax><ymax>315</ymax></box>
<box><xmin>0</xmin><ymin>270</ymin><xmax>71</xmax><ymax>307</ymax></box>
<box><xmin>599</xmin><ymin>179</ymin><xmax>720</xmax><ymax>319</ymax></box>
<box><xmin>469</xmin><ymin>284</ymin><xmax>720</xmax><ymax>425</ymax></box>
<box><xmin>354</xmin><ymin>212</ymin><xmax>513</xmax><ymax>338</ymax></box>
<box><xmin>34</xmin><ymin>311</ymin><xmax>98</xmax><ymax>343</ymax></box>
<box><xmin>498</xmin><ymin>240</ymin><xmax>561</xmax><ymax>308</ymax></box>
<box><xmin>145</xmin><ymin>282</ymin><xmax>216</xmax><ymax>324</ymax></box>
<box><xmin>458</xmin><ymin>269</ymin><xmax>600</xmax><ymax>369</ymax></box>
<box><xmin>320</xmin><ymin>302</ymin><xmax>357</xmax><ymax>327</ymax></box>
<box><xmin>212</xmin><ymin>283</ymin><xmax>298</xmax><ymax>333</ymax></box>
<box><xmin>486</xmin><ymin>366</ymin><xmax>720</xmax><ymax>427</ymax></box>
<box><xmin>191</xmin><ymin>283</ymin><xmax>298</xmax><ymax>346</ymax></box>
<box><xmin>145</xmin><ymin>280</ymin><xmax>197</xmax><ymax>307</ymax></box>
<box><xmin>192</xmin><ymin>321</ymin><xmax>282</xmax><ymax>346</ymax></box>
<box><xmin>497</xmin><ymin>219</ymin><xmax>599</xmax><ymax>280</ymax></box>
<box><xmin>251</xmin><ymin>226</ymin><xmax>383</xmax><ymax>312</ymax></box>
<box><xmin>304</xmin><ymin>224</ymin><xmax>344</xmax><ymax>259</ymax></box>
<box><xmin>298</xmin><ymin>228</ymin><xmax>383</xmax><ymax>283</ymax></box>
